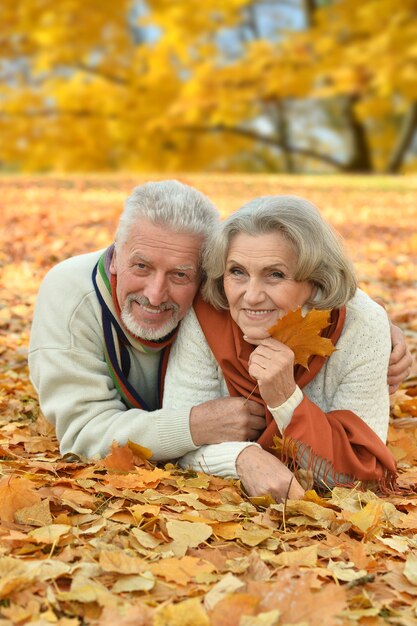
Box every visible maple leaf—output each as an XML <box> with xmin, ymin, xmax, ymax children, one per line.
<box><xmin>268</xmin><ymin>308</ymin><xmax>336</xmax><ymax>368</ymax></box>
<box><xmin>0</xmin><ymin>476</ymin><xmax>42</xmax><ymax>523</ymax></box>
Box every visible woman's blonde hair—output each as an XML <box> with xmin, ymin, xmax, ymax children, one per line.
<box><xmin>202</xmin><ymin>194</ymin><xmax>357</xmax><ymax>310</ymax></box>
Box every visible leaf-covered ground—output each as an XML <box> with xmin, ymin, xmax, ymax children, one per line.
<box><xmin>1</xmin><ymin>174</ymin><xmax>417</xmax><ymax>626</ymax></box>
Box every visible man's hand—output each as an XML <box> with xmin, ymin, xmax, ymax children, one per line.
<box><xmin>190</xmin><ymin>397</ymin><xmax>265</xmax><ymax>446</ymax></box>
<box><xmin>388</xmin><ymin>323</ymin><xmax>413</xmax><ymax>393</ymax></box>
<box><xmin>236</xmin><ymin>445</ymin><xmax>304</xmax><ymax>502</ymax></box>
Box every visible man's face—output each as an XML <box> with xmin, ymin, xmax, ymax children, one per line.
<box><xmin>110</xmin><ymin>218</ymin><xmax>203</xmax><ymax>340</ymax></box>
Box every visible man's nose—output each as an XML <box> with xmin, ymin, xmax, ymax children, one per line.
<box><xmin>142</xmin><ymin>273</ymin><xmax>169</xmax><ymax>306</ymax></box>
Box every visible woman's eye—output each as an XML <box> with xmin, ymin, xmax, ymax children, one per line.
<box><xmin>271</xmin><ymin>271</ymin><xmax>285</xmax><ymax>279</ymax></box>
<box><xmin>229</xmin><ymin>267</ymin><xmax>244</xmax><ymax>276</ymax></box>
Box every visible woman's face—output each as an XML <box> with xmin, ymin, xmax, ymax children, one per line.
<box><xmin>223</xmin><ymin>231</ymin><xmax>315</xmax><ymax>337</ymax></box>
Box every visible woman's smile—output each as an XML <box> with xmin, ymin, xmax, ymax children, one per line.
<box><xmin>223</xmin><ymin>231</ymin><xmax>314</xmax><ymax>337</ymax></box>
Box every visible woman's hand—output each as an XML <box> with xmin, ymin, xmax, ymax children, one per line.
<box><xmin>245</xmin><ymin>335</ymin><xmax>297</xmax><ymax>407</ymax></box>
<box><xmin>236</xmin><ymin>445</ymin><xmax>304</xmax><ymax>501</ymax></box>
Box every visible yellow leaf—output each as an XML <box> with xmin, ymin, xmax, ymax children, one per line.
<box><xmin>127</xmin><ymin>439</ymin><xmax>153</xmax><ymax>460</ymax></box>
<box><xmin>166</xmin><ymin>520</ymin><xmax>213</xmax><ymax>555</ymax></box>
<box><xmin>268</xmin><ymin>308</ymin><xmax>336</xmax><ymax>368</ymax></box>
<box><xmin>268</xmin><ymin>544</ymin><xmax>318</xmax><ymax>567</ymax></box>
<box><xmin>403</xmin><ymin>553</ymin><xmax>417</xmax><ymax>585</ymax></box>
<box><xmin>327</xmin><ymin>559</ymin><xmax>368</xmax><ymax>582</ymax></box>
<box><xmin>14</xmin><ymin>499</ymin><xmax>53</xmax><ymax>527</ymax></box>
<box><xmin>154</xmin><ymin>597</ymin><xmax>209</xmax><ymax>626</ymax></box>
<box><xmin>0</xmin><ymin>476</ymin><xmax>41</xmax><ymax>523</ymax></box>
<box><xmin>150</xmin><ymin>556</ymin><xmax>215</xmax><ymax>586</ymax></box>
<box><xmin>236</xmin><ymin>525</ymin><xmax>274</xmax><ymax>547</ymax></box>
<box><xmin>99</xmin><ymin>549</ymin><xmax>147</xmax><ymax>575</ymax></box>
<box><xmin>112</xmin><ymin>572</ymin><xmax>155</xmax><ymax>593</ymax></box>
<box><xmin>28</xmin><ymin>524</ymin><xmax>72</xmax><ymax>544</ymax></box>
<box><xmin>204</xmin><ymin>572</ymin><xmax>245</xmax><ymax>611</ymax></box>
<box><xmin>345</xmin><ymin>500</ymin><xmax>383</xmax><ymax>535</ymax></box>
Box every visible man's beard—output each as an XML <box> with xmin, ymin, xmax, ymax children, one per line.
<box><xmin>121</xmin><ymin>295</ymin><xmax>180</xmax><ymax>341</ymax></box>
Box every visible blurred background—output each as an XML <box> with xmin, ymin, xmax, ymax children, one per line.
<box><xmin>1</xmin><ymin>0</ymin><xmax>417</xmax><ymax>175</ymax></box>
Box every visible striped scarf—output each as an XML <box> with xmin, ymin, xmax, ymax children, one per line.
<box><xmin>92</xmin><ymin>245</ymin><xmax>177</xmax><ymax>410</ymax></box>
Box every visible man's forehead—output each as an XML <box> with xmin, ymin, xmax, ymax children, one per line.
<box><xmin>130</xmin><ymin>249</ymin><xmax>199</xmax><ymax>271</ymax></box>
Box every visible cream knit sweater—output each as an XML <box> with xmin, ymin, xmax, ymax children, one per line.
<box><xmin>163</xmin><ymin>289</ymin><xmax>391</xmax><ymax>479</ymax></box>
<box><xmin>29</xmin><ymin>250</ymin><xmax>199</xmax><ymax>460</ymax></box>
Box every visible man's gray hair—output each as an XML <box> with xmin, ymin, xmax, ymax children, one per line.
<box><xmin>202</xmin><ymin>194</ymin><xmax>357</xmax><ymax>310</ymax></box>
<box><xmin>115</xmin><ymin>180</ymin><xmax>219</xmax><ymax>250</ymax></box>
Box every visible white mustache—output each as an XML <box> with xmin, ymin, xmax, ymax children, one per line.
<box><xmin>127</xmin><ymin>295</ymin><xmax>179</xmax><ymax>313</ymax></box>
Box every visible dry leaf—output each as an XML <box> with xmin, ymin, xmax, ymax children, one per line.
<box><xmin>209</xmin><ymin>593</ymin><xmax>260</xmax><ymax>626</ymax></box>
<box><xmin>166</xmin><ymin>520</ymin><xmax>213</xmax><ymax>556</ymax></box>
<box><xmin>150</xmin><ymin>556</ymin><xmax>215</xmax><ymax>586</ymax></box>
<box><xmin>2</xmin><ymin>177</ymin><xmax>417</xmax><ymax>625</ymax></box>
<box><xmin>127</xmin><ymin>439</ymin><xmax>153</xmax><ymax>460</ymax></box>
<box><xmin>268</xmin><ymin>308</ymin><xmax>336</xmax><ymax>368</ymax></box>
<box><xmin>154</xmin><ymin>597</ymin><xmax>209</xmax><ymax>626</ymax></box>
<box><xmin>0</xmin><ymin>476</ymin><xmax>42</xmax><ymax>523</ymax></box>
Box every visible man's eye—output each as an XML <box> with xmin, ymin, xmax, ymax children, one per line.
<box><xmin>172</xmin><ymin>271</ymin><xmax>191</xmax><ymax>283</ymax></box>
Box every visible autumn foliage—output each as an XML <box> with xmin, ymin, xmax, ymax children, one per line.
<box><xmin>268</xmin><ymin>308</ymin><xmax>336</xmax><ymax>368</ymax></box>
<box><xmin>1</xmin><ymin>174</ymin><xmax>417</xmax><ymax>625</ymax></box>
<box><xmin>2</xmin><ymin>0</ymin><xmax>417</xmax><ymax>174</ymax></box>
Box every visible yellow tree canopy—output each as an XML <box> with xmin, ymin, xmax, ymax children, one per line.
<box><xmin>1</xmin><ymin>0</ymin><xmax>417</xmax><ymax>172</ymax></box>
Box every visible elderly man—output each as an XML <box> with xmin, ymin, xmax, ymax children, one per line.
<box><xmin>28</xmin><ymin>180</ymin><xmax>266</xmax><ymax>459</ymax></box>
<box><xmin>29</xmin><ymin>179</ymin><xmax>411</xmax><ymax>463</ymax></box>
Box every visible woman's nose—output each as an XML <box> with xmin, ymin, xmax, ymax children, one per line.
<box><xmin>243</xmin><ymin>279</ymin><xmax>265</xmax><ymax>305</ymax></box>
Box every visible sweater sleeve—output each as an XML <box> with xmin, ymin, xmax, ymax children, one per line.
<box><xmin>28</xmin><ymin>258</ymin><xmax>198</xmax><ymax>461</ymax></box>
<box><xmin>281</xmin><ymin>291</ymin><xmax>395</xmax><ymax>486</ymax></box>
<box><xmin>163</xmin><ymin>307</ymin><xmax>256</xmax><ymax>477</ymax></box>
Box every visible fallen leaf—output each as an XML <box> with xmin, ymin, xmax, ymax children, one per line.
<box><xmin>150</xmin><ymin>556</ymin><xmax>215</xmax><ymax>586</ymax></box>
<box><xmin>268</xmin><ymin>308</ymin><xmax>336</xmax><ymax>368</ymax></box>
<box><xmin>0</xmin><ymin>476</ymin><xmax>42</xmax><ymax>523</ymax></box>
<box><xmin>112</xmin><ymin>572</ymin><xmax>155</xmax><ymax>593</ymax></box>
<box><xmin>166</xmin><ymin>520</ymin><xmax>213</xmax><ymax>556</ymax></box>
<box><xmin>14</xmin><ymin>499</ymin><xmax>53</xmax><ymax>527</ymax></box>
<box><xmin>204</xmin><ymin>572</ymin><xmax>245</xmax><ymax>611</ymax></box>
<box><xmin>403</xmin><ymin>553</ymin><xmax>417</xmax><ymax>585</ymax></box>
<box><xmin>240</xmin><ymin>610</ymin><xmax>281</xmax><ymax>626</ymax></box>
<box><xmin>154</xmin><ymin>597</ymin><xmax>209</xmax><ymax>626</ymax></box>
<box><xmin>127</xmin><ymin>439</ymin><xmax>153</xmax><ymax>460</ymax></box>
<box><xmin>209</xmin><ymin>593</ymin><xmax>260</xmax><ymax>626</ymax></box>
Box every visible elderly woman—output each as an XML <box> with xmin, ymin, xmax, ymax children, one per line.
<box><xmin>163</xmin><ymin>195</ymin><xmax>397</xmax><ymax>500</ymax></box>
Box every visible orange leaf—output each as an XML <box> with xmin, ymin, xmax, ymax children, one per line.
<box><xmin>209</xmin><ymin>593</ymin><xmax>259</xmax><ymax>626</ymax></box>
<box><xmin>127</xmin><ymin>439</ymin><xmax>153</xmax><ymax>460</ymax></box>
<box><xmin>150</xmin><ymin>556</ymin><xmax>215</xmax><ymax>586</ymax></box>
<box><xmin>0</xmin><ymin>476</ymin><xmax>42</xmax><ymax>523</ymax></box>
<box><xmin>268</xmin><ymin>308</ymin><xmax>336</xmax><ymax>368</ymax></box>
<box><xmin>99</xmin><ymin>442</ymin><xmax>136</xmax><ymax>471</ymax></box>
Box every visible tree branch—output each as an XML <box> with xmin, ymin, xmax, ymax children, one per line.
<box><xmin>76</xmin><ymin>62</ymin><xmax>128</xmax><ymax>85</ymax></box>
<box><xmin>177</xmin><ymin>123</ymin><xmax>348</xmax><ymax>170</ymax></box>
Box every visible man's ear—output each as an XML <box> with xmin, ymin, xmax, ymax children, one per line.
<box><xmin>110</xmin><ymin>249</ymin><xmax>117</xmax><ymax>275</ymax></box>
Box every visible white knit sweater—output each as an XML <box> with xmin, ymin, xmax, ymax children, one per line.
<box><xmin>163</xmin><ymin>289</ymin><xmax>391</xmax><ymax>479</ymax></box>
<box><xmin>29</xmin><ymin>250</ymin><xmax>199</xmax><ymax>460</ymax></box>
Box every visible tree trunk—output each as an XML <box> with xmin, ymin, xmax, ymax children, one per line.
<box><xmin>275</xmin><ymin>101</ymin><xmax>296</xmax><ymax>173</ymax></box>
<box><xmin>342</xmin><ymin>96</ymin><xmax>374</xmax><ymax>173</ymax></box>
<box><xmin>386</xmin><ymin>102</ymin><xmax>417</xmax><ymax>173</ymax></box>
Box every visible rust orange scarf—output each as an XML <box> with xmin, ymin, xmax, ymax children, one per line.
<box><xmin>193</xmin><ymin>293</ymin><xmax>397</xmax><ymax>488</ymax></box>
